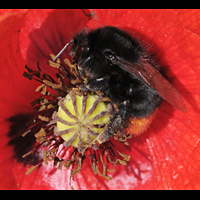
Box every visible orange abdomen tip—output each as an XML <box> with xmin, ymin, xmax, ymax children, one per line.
<box><xmin>125</xmin><ymin>109</ymin><xmax>158</xmax><ymax>137</ymax></box>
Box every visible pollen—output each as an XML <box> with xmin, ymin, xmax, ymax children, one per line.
<box><xmin>53</xmin><ymin>90</ymin><xmax>113</xmax><ymax>151</ymax></box>
<box><xmin>22</xmin><ymin>55</ymin><xmax>130</xmax><ymax>182</ymax></box>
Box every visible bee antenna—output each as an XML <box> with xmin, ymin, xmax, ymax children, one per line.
<box><xmin>53</xmin><ymin>39</ymin><xmax>74</xmax><ymax>62</ymax></box>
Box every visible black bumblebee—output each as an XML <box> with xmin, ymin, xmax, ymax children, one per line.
<box><xmin>56</xmin><ymin>26</ymin><xmax>187</xmax><ymax>144</ymax></box>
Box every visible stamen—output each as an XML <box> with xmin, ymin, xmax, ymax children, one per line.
<box><xmin>22</xmin><ymin>54</ymin><xmax>131</xmax><ymax>184</ymax></box>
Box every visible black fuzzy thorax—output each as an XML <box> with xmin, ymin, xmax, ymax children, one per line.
<box><xmin>71</xmin><ymin>26</ymin><xmax>161</xmax><ymax>118</ymax></box>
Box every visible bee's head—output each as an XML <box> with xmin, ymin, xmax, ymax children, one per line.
<box><xmin>70</xmin><ymin>26</ymin><xmax>142</xmax><ymax>78</ymax></box>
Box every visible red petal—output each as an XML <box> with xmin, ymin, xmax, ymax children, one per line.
<box><xmin>19</xmin><ymin>9</ymin><xmax>90</xmax><ymax>74</ymax></box>
<box><xmin>0</xmin><ymin>10</ymin><xmax>39</xmax><ymax>120</ymax></box>
<box><xmin>174</xmin><ymin>9</ymin><xmax>200</xmax><ymax>37</ymax></box>
<box><xmin>0</xmin><ymin>10</ymin><xmax>35</xmax><ymax>190</ymax></box>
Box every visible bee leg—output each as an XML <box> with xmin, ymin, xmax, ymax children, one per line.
<box><xmin>79</xmin><ymin>101</ymin><xmax>128</xmax><ymax>153</ymax></box>
<box><xmin>80</xmin><ymin>76</ymin><xmax>110</xmax><ymax>92</ymax></box>
<box><xmin>94</xmin><ymin>100</ymin><xmax>128</xmax><ymax>145</ymax></box>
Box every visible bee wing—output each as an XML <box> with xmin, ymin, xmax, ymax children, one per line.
<box><xmin>115</xmin><ymin>57</ymin><xmax>187</xmax><ymax>112</ymax></box>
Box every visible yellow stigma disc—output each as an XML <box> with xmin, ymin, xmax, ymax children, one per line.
<box><xmin>54</xmin><ymin>91</ymin><xmax>112</xmax><ymax>149</ymax></box>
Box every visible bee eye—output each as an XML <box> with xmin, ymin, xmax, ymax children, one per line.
<box><xmin>103</xmin><ymin>50</ymin><xmax>117</xmax><ymax>62</ymax></box>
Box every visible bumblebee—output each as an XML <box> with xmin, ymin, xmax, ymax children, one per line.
<box><xmin>55</xmin><ymin>26</ymin><xmax>187</xmax><ymax>145</ymax></box>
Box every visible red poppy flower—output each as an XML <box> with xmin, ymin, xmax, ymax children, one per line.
<box><xmin>0</xmin><ymin>9</ymin><xmax>200</xmax><ymax>190</ymax></box>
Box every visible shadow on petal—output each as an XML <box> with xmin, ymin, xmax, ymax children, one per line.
<box><xmin>24</xmin><ymin>9</ymin><xmax>92</xmax><ymax>74</ymax></box>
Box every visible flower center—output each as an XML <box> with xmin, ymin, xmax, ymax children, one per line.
<box><xmin>22</xmin><ymin>56</ymin><xmax>130</xmax><ymax>181</ymax></box>
<box><xmin>53</xmin><ymin>90</ymin><xmax>113</xmax><ymax>151</ymax></box>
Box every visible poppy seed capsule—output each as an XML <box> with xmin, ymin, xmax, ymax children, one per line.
<box><xmin>54</xmin><ymin>90</ymin><xmax>113</xmax><ymax>151</ymax></box>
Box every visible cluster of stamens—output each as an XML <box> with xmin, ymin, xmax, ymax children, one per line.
<box><xmin>21</xmin><ymin>54</ymin><xmax>130</xmax><ymax>182</ymax></box>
